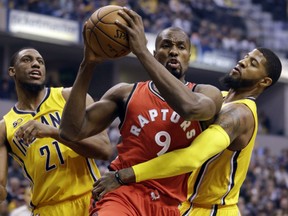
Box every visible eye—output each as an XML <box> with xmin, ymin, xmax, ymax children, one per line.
<box><xmin>178</xmin><ymin>45</ymin><xmax>186</xmax><ymax>50</ymax></box>
<box><xmin>38</xmin><ymin>59</ymin><xmax>45</xmax><ymax>65</ymax></box>
<box><xmin>251</xmin><ymin>59</ymin><xmax>258</xmax><ymax>67</ymax></box>
<box><xmin>22</xmin><ymin>57</ymin><xmax>31</xmax><ymax>63</ymax></box>
<box><xmin>161</xmin><ymin>43</ymin><xmax>170</xmax><ymax>48</ymax></box>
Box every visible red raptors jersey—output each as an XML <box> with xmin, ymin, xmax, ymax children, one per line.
<box><xmin>110</xmin><ymin>81</ymin><xmax>203</xmax><ymax>203</ymax></box>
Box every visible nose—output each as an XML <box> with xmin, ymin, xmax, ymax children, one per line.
<box><xmin>31</xmin><ymin>59</ymin><xmax>40</xmax><ymax>68</ymax></box>
<box><xmin>169</xmin><ymin>46</ymin><xmax>179</xmax><ymax>57</ymax></box>
<box><xmin>238</xmin><ymin>59</ymin><xmax>246</xmax><ymax>68</ymax></box>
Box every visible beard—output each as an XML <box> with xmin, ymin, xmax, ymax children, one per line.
<box><xmin>170</xmin><ymin>68</ymin><xmax>182</xmax><ymax>79</ymax></box>
<box><xmin>19</xmin><ymin>81</ymin><xmax>45</xmax><ymax>93</ymax></box>
<box><xmin>219</xmin><ymin>74</ymin><xmax>260</xmax><ymax>90</ymax></box>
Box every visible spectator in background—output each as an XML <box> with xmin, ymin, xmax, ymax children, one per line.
<box><xmin>0</xmin><ymin>200</ymin><xmax>9</xmax><ymax>216</ymax></box>
<box><xmin>7</xmin><ymin>160</ymin><xmax>27</xmax><ymax>184</ymax></box>
<box><xmin>10</xmin><ymin>186</ymin><xmax>32</xmax><ymax>216</ymax></box>
<box><xmin>46</xmin><ymin>70</ymin><xmax>62</xmax><ymax>87</ymax></box>
<box><xmin>258</xmin><ymin>110</ymin><xmax>271</xmax><ymax>134</ymax></box>
<box><xmin>0</xmin><ymin>77</ymin><xmax>15</xmax><ymax>100</ymax></box>
<box><xmin>6</xmin><ymin>177</ymin><xmax>22</xmax><ymax>211</ymax></box>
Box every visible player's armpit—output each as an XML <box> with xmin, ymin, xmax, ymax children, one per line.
<box><xmin>132</xmin><ymin>124</ymin><xmax>230</xmax><ymax>182</ymax></box>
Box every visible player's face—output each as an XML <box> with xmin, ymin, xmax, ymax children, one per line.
<box><xmin>154</xmin><ymin>29</ymin><xmax>191</xmax><ymax>81</ymax></box>
<box><xmin>9</xmin><ymin>49</ymin><xmax>46</xmax><ymax>92</ymax></box>
<box><xmin>221</xmin><ymin>49</ymin><xmax>268</xmax><ymax>89</ymax></box>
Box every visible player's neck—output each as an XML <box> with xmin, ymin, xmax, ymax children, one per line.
<box><xmin>16</xmin><ymin>88</ymin><xmax>47</xmax><ymax>111</ymax></box>
<box><xmin>224</xmin><ymin>89</ymin><xmax>258</xmax><ymax>102</ymax></box>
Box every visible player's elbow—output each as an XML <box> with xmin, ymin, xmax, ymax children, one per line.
<box><xmin>179</xmin><ymin>102</ymin><xmax>216</xmax><ymax>121</ymax></box>
<box><xmin>0</xmin><ymin>185</ymin><xmax>7</xmax><ymax>202</ymax></box>
<box><xmin>59</xmin><ymin>127</ymin><xmax>82</xmax><ymax>142</ymax></box>
<box><xmin>100</xmin><ymin>146</ymin><xmax>113</xmax><ymax>161</ymax></box>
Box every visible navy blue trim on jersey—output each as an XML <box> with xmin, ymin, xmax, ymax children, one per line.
<box><xmin>118</xmin><ymin>83</ymin><xmax>138</xmax><ymax>129</ymax></box>
<box><xmin>182</xmin><ymin>203</ymin><xmax>193</xmax><ymax>216</ymax></box>
<box><xmin>245</xmin><ymin>96</ymin><xmax>256</xmax><ymax>101</ymax></box>
<box><xmin>191</xmin><ymin>84</ymin><xmax>197</xmax><ymax>92</ymax></box>
<box><xmin>86</xmin><ymin>158</ymin><xmax>98</xmax><ymax>182</ymax></box>
<box><xmin>13</xmin><ymin>88</ymin><xmax>51</xmax><ymax>116</ymax></box>
<box><xmin>220</xmin><ymin>150</ymin><xmax>241</xmax><ymax>205</ymax></box>
<box><xmin>211</xmin><ymin>205</ymin><xmax>218</xmax><ymax>216</ymax></box>
<box><xmin>10</xmin><ymin>152</ymin><xmax>34</xmax><ymax>184</ymax></box>
<box><xmin>188</xmin><ymin>152</ymin><xmax>223</xmax><ymax>203</ymax></box>
<box><xmin>149</xmin><ymin>81</ymin><xmax>191</xmax><ymax>101</ymax></box>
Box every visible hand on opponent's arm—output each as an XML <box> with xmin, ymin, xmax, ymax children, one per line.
<box><xmin>15</xmin><ymin>120</ymin><xmax>112</xmax><ymax>159</ymax></box>
<box><xmin>92</xmin><ymin>168</ymin><xmax>135</xmax><ymax>201</ymax></box>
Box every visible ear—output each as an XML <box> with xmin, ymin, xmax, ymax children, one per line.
<box><xmin>259</xmin><ymin>77</ymin><xmax>272</xmax><ymax>88</ymax></box>
<box><xmin>8</xmin><ymin>67</ymin><xmax>15</xmax><ymax>77</ymax></box>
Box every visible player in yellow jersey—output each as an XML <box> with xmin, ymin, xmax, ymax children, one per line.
<box><xmin>90</xmin><ymin>8</ymin><xmax>282</xmax><ymax>216</ymax></box>
<box><xmin>0</xmin><ymin>48</ymin><xmax>112</xmax><ymax>216</ymax></box>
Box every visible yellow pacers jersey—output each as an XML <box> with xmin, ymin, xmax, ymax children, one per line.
<box><xmin>4</xmin><ymin>87</ymin><xmax>100</xmax><ymax>209</ymax></box>
<box><xmin>182</xmin><ymin>94</ymin><xmax>258</xmax><ymax>214</ymax></box>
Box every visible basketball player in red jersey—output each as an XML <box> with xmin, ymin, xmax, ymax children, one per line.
<box><xmin>60</xmin><ymin>9</ymin><xmax>222</xmax><ymax>216</ymax></box>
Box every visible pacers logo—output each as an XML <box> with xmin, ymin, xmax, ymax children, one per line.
<box><xmin>13</xmin><ymin>118</ymin><xmax>23</xmax><ymax>128</ymax></box>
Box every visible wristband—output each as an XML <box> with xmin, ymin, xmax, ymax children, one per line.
<box><xmin>115</xmin><ymin>171</ymin><xmax>126</xmax><ymax>185</ymax></box>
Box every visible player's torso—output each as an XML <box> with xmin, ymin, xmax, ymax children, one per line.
<box><xmin>186</xmin><ymin>98</ymin><xmax>258</xmax><ymax>206</ymax></box>
<box><xmin>111</xmin><ymin>81</ymin><xmax>204</xmax><ymax>202</ymax></box>
<box><xmin>4</xmin><ymin>88</ymin><xmax>100</xmax><ymax>208</ymax></box>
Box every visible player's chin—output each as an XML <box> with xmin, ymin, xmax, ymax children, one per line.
<box><xmin>169</xmin><ymin>68</ymin><xmax>182</xmax><ymax>79</ymax></box>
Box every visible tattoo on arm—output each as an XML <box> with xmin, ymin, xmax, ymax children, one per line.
<box><xmin>214</xmin><ymin>105</ymin><xmax>244</xmax><ymax>141</ymax></box>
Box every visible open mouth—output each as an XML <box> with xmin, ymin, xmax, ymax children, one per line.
<box><xmin>167</xmin><ymin>59</ymin><xmax>180</xmax><ymax>69</ymax></box>
<box><xmin>29</xmin><ymin>70</ymin><xmax>41</xmax><ymax>79</ymax></box>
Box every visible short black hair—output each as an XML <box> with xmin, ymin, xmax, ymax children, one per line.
<box><xmin>155</xmin><ymin>27</ymin><xmax>191</xmax><ymax>50</ymax></box>
<box><xmin>9</xmin><ymin>47</ymin><xmax>37</xmax><ymax>67</ymax></box>
<box><xmin>257</xmin><ymin>47</ymin><xmax>282</xmax><ymax>86</ymax></box>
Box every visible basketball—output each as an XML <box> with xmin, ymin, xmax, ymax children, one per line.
<box><xmin>85</xmin><ymin>5</ymin><xmax>131</xmax><ymax>59</ymax></box>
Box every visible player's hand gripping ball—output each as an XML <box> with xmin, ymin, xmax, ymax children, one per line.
<box><xmin>85</xmin><ymin>5</ymin><xmax>131</xmax><ymax>59</ymax></box>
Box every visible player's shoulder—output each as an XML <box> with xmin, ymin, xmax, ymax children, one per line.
<box><xmin>101</xmin><ymin>82</ymin><xmax>135</xmax><ymax>101</ymax></box>
<box><xmin>55</xmin><ymin>87</ymin><xmax>71</xmax><ymax>101</ymax></box>
<box><xmin>107</xmin><ymin>82</ymin><xmax>134</xmax><ymax>94</ymax></box>
<box><xmin>0</xmin><ymin>119</ymin><xmax>7</xmax><ymax>146</ymax></box>
<box><xmin>194</xmin><ymin>83</ymin><xmax>220</xmax><ymax>93</ymax></box>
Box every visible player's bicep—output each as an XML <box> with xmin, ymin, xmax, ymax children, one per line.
<box><xmin>84</xmin><ymin>99</ymin><xmax>118</xmax><ymax>136</ymax></box>
<box><xmin>0</xmin><ymin>121</ymin><xmax>8</xmax><ymax>186</ymax></box>
<box><xmin>193</xmin><ymin>84</ymin><xmax>223</xmax><ymax>120</ymax></box>
<box><xmin>214</xmin><ymin>104</ymin><xmax>252</xmax><ymax>142</ymax></box>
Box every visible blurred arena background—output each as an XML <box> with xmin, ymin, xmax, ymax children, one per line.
<box><xmin>0</xmin><ymin>0</ymin><xmax>287</xmax><ymax>215</ymax></box>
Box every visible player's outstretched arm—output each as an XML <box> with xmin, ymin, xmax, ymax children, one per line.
<box><xmin>60</xmin><ymin>23</ymin><xmax>109</xmax><ymax>142</ymax></box>
<box><xmin>130</xmin><ymin>103</ymin><xmax>254</xmax><ymax>182</ymax></box>
<box><xmin>0</xmin><ymin>121</ymin><xmax>8</xmax><ymax>202</ymax></box>
<box><xmin>91</xmin><ymin>123</ymin><xmax>231</xmax><ymax>200</ymax></box>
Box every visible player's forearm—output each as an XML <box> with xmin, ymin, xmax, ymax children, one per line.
<box><xmin>60</xmin><ymin>61</ymin><xmax>95</xmax><ymax>141</ymax></box>
<box><xmin>135</xmin><ymin>50</ymin><xmax>211</xmax><ymax>120</ymax></box>
<box><xmin>52</xmin><ymin>127</ymin><xmax>112</xmax><ymax>159</ymax></box>
<box><xmin>0</xmin><ymin>185</ymin><xmax>7</xmax><ymax>202</ymax></box>
<box><xmin>131</xmin><ymin>124</ymin><xmax>230</xmax><ymax>182</ymax></box>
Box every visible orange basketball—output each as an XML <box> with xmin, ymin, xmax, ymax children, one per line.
<box><xmin>85</xmin><ymin>5</ymin><xmax>131</xmax><ymax>59</ymax></box>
